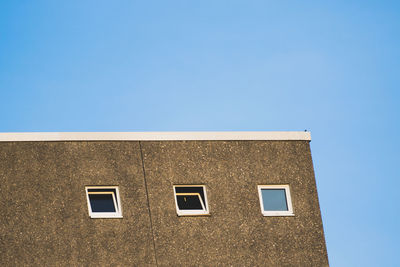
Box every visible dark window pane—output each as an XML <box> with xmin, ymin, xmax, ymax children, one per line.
<box><xmin>175</xmin><ymin>187</ymin><xmax>206</xmax><ymax>207</ymax></box>
<box><xmin>88</xmin><ymin>188</ymin><xmax>118</xmax><ymax>208</ymax></box>
<box><xmin>89</xmin><ymin>194</ymin><xmax>116</xmax><ymax>212</ymax></box>
<box><xmin>261</xmin><ymin>189</ymin><xmax>288</xmax><ymax>211</ymax></box>
<box><xmin>177</xmin><ymin>195</ymin><xmax>203</xmax><ymax>210</ymax></box>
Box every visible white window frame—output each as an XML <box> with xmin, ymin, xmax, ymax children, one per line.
<box><xmin>173</xmin><ymin>185</ymin><xmax>210</xmax><ymax>216</ymax></box>
<box><xmin>85</xmin><ymin>186</ymin><xmax>123</xmax><ymax>218</ymax></box>
<box><xmin>257</xmin><ymin>185</ymin><xmax>294</xmax><ymax>216</ymax></box>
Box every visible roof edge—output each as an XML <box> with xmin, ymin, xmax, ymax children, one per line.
<box><xmin>0</xmin><ymin>132</ymin><xmax>311</xmax><ymax>141</ymax></box>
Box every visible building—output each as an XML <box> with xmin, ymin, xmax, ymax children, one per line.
<box><xmin>0</xmin><ymin>132</ymin><xmax>329</xmax><ymax>266</ymax></box>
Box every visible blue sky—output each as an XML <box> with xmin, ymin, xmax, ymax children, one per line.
<box><xmin>1</xmin><ymin>1</ymin><xmax>399</xmax><ymax>266</ymax></box>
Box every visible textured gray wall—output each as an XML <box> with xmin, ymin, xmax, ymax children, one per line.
<box><xmin>0</xmin><ymin>141</ymin><xmax>328</xmax><ymax>266</ymax></box>
<box><xmin>0</xmin><ymin>142</ymin><xmax>156</xmax><ymax>266</ymax></box>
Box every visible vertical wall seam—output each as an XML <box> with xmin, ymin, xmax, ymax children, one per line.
<box><xmin>139</xmin><ymin>141</ymin><xmax>159</xmax><ymax>267</ymax></box>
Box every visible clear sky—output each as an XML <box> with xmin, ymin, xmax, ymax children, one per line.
<box><xmin>1</xmin><ymin>1</ymin><xmax>399</xmax><ymax>266</ymax></box>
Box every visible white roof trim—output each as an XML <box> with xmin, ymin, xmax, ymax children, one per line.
<box><xmin>0</xmin><ymin>132</ymin><xmax>311</xmax><ymax>141</ymax></box>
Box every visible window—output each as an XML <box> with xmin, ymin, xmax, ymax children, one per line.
<box><xmin>173</xmin><ymin>185</ymin><xmax>209</xmax><ymax>216</ymax></box>
<box><xmin>258</xmin><ymin>185</ymin><xmax>294</xmax><ymax>216</ymax></box>
<box><xmin>85</xmin><ymin>186</ymin><xmax>122</xmax><ymax>218</ymax></box>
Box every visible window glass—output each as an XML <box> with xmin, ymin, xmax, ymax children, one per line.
<box><xmin>261</xmin><ymin>189</ymin><xmax>288</xmax><ymax>211</ymax></box>
<box><xmin>88</xmin><ymin>194</ymin><xmax>116</xmax><ymax>212</ymax></box>
<box><xmin>258</xmin><ymin>185</ymin><xmax>293</xmax><ymax>216</ymax></box>
<box><xmin>86</xmin><ymin>186</ymin><xmax>122</xmax><ymax>218</ymax></box>
<box><xmin>173</xmin><ymin>185</ymin><xmax>209</xmax><ymax>216</ymax></box>
<box><xmin>175</xmin><ymin>186</ymin><xmax>206</xmax><ymax>210</ymax></box>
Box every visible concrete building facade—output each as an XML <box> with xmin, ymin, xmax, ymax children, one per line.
<box><xmin>0</xmin><ymin>132</ymin><xmax>329</xmax><ymax>266</ymax></box>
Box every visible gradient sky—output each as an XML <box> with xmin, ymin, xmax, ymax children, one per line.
<box><xmin>1</xmin><ymin>1</ymin><xmax>399</xmax><ymax>266</ymax></box>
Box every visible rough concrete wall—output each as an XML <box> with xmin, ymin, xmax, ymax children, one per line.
<box><xmin>0</xmin><ymin>142</ymin><xmax>156</xmax><ymax>266</ymax></box>
<box><xmin>0</xmin><ymin>140</ymin><xmax>328</xmax><ymax>266</ymax></box>
<box><xmin>141</xmin><ymin>141</ymin><xmax>329</xmax><ymax>266</ymax></box>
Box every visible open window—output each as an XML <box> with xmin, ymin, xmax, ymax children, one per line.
<box><xmin>258</xmin><ymin>185</ymin><xmax>294</xmax><ymax>216</ymax></box>
<box><xmin>173</xmin><ymin>185</ymin><xmax>209</xmax><ymax>216</ymax></box>
<box><xmin>85</xmin><ymin>186</ymin><xmax>122</xmax><ymax>218</ymax></box>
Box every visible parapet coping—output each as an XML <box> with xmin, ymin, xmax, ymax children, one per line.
<box><xmin>0</xmin><ymin>132</ymin><xmax>311</xmax><ymax>141</ymax></box>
